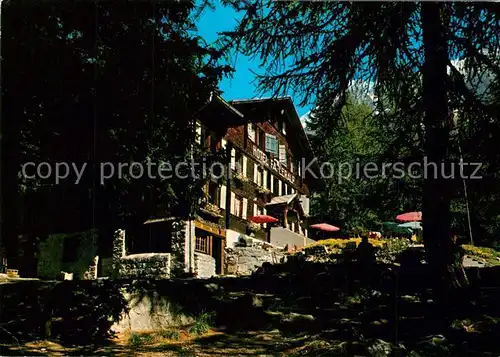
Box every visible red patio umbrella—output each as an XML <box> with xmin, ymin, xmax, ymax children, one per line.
<box><xmin>310</xmin><ymin>223</ymin><xmax>340</xmax><ymax>232</ymax></box>
<box><xmin>396</xmin><ymin>211</ymin><xmax>422</xmax><ymax>222</ymax></box>
<box><xmin>249</xmin><ymin>215</ymin><xmax>279</xmax><ymax>224</ymax></box>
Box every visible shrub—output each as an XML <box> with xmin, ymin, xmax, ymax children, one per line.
<box><xmin>128</xmin><ymin>332</ymin><xmax>154</xmax><ymax>346</ymax></box>
<box><xmin>375</xmin><ymin>238</ymin><xmax>411</xmax><ymax>264</ymax></box>
<box><xmin>308</xmin><ymin>238</ymin><xmax>386</xmax><ymax>250</ymax></box>
<box><xmin>128</xmin><ymin>333</ymin><xmax>142</xmax><ymax>346</ymax></box>
<box><xmin>160</xmin><ymin>329</ymin><xmax>181</xmax><ymax>340</ymax></box>
<box><xmin>462</xmin><ymin>245</ymin><xmax>500</xmax><ymax>266</ymax></box>
<box><xmin>188</xmin><ymin>311</ymin><xmax>214</xmax><ymax>336</ymax></box>
<box><xmin>303</xmin><ymin>237</ymin><xmax>412</xmax><ymax>264</ymax></box>
<box><xmin>49</xmin><ymin>281</ymin><xmax>129</xmax><ymax>345</ymax></box>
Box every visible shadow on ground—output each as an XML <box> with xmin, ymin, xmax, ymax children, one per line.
<box><xmin>2</xmin><ymin>262</ymin><xmax>500</xmax><ymax>356</ymax></box>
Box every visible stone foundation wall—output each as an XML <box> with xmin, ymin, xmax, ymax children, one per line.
<box><xmin>83</xmin><ymin>256</ymin><xmax>99</xmax><ymax>280</ymax></box>
<box><xmin>111</xmin><ymin>222</ymin><xmax>188</xmax><ymax>279</ymax></box>
<box><xmin>225</xmin><ymin>243</ymin><xmax>286</xmax><ymax>276</ymax></box>
<box><xmin>112</xmin><ymin>291</ymin><xmax>194</xmax><ymax>333</ymax></box>
<box><xmin>115</xmin><ymin>253</ymin><xmax>171</xmax><ymax>279</ymax></box>
<box><xmin>194</xmin><ymin>252</ymin><xmax>216</xmax><ymax>278</ymax></box>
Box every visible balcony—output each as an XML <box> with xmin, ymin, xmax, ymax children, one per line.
<box><xmin>269</xmin><ymin>227</ymin><xmax>316</xmax><ymax>248</ymax></box>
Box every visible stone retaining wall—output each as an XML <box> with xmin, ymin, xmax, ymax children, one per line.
<box><xmin>115</xmin><ymin>253</ymin><xmax>171</xmax><ymax>279</ymax></box>
<box><xmin>194</xmin><ymin>252</ymin><xmax>216</xmax><ymax>278</ymax></box>
<box><xmin>225</xmin><ymin>243</ymin><xmax>286</xmax><ymax>275</ymax></box>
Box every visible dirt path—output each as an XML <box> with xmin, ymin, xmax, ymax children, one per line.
<box><xmin>1</xmin><ymin>329</ymin><xmax>302</xmax><ymax>356</ymax></box>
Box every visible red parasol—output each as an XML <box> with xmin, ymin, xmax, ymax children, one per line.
<box><xmin>396</xmin><ymin>211</ymin><xmax>422</xmax><ymax>222</ymax></box>
<box><xmin>310</xmin><ymin>223</ymin><xmax>340</xmax><ymax>232</ymax></box>
<box><xmin>249</xmin><ymin>215</ymin><xmax>279</xmax><ymax>224</ymax></box>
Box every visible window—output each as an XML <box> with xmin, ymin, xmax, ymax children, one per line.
<box><xmin>257</xmin><ymin>206</ymin><xmax>264</xmax><ymax>216</ymax></box>
<box><xmin>208</xmin><ymin>182</ymin><xmax>219</xmax><ymax>205</ymax></box>
<box><xmin>235</xmin><ymin>151</ymin><xmax>244</xmax><ymax>174</ymax></box>
<box><xmin>127</xmin><ymin>222</ymin><xmax>173</xmax><ymax>254</ymax></box>
<box><xmin>266</xmin><ymin>170</ymin><xmax>271</xmax><ymax>189</ymax></box>
<box><xmin>233</xmin><ymin>195</ymin><xmax>243</xmax><ymax>217</ymax></box>
<box><xmin>195</xmin><ymin>232</ymin><xmax>210</xmax><ymax>254</ymax></box>
<box><xmin>248</xmin><ymin>124</ymin><xmax>256</xmax><ymax>142</ymax></box>
<box><xmin>200</xmin><ymin>127</ymin><xmax>208</xmax><ymax>149</ymax></box>
<box><xmin>265</xmin><ymin>134</ymin><xmax>278</xmax><ymax>155</ymax></box>
<box><xmin>273</xmin><ymin>176</ymin><xmax>280</xmax><ymax>196</ymax></box>
<box><xmin>256</xmin><ymin>167</ymin><xmax>263</xmax><ymax>186</ymax></box>
<box><xmin>210</xmin><ymin>136</ymin><xmax>219</xmax><ymax>153</ymax></box>
<box><xmin>259</xmin><ymin>130</ymin><xmax>266</xmax><ymax>149</ymax></box>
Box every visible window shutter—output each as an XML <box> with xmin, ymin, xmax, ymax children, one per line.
<box><xmin>263</xmin><ymin>170</ymin><xmax>268</xmax><ymax>189</ymax></box>
<box><xmin>230</xmin><ymin>149</ymin><xmax>236</xmax><ymax>170</ymax></box>
<box><xmin>265</xmin><ymin>134</ymin><xmax>271</xmax><ymax>152</ymax></box>
<box><xmin>279</xmin><ymin>145</ymin><xmax>287</xmax><ymax>165</ymax></box>
<box><xmin>230</xmin><ymin>192</ymin><xmax>236</xmax><ymax>214</ymax></box>
<box><xmin>253</xmin><ymin>163</ymin><xmax>258</xmax><ymax>183</ymax></box>
<box><xmin>242</xmin><ymin>156</ymin><xmax>247</xmax><ymax>177</ymax></box>
<box><xmin>270</xmin><ymin>174</ymin><xmax>274</xmax><ymax>192</ymax></box>
<box><xmin>271</xmin><ymin>136</ymin><xmax>278</xmax><ymax>155</ymax></box>
<box><xmin>242</xmin><ymin>198</ymin><xmax>248</xmax><ymax>219</ymax></box>
<box><xmin>220</xmin><ymin>185</ymin><xmax>227</xmax><ymax>209</ymax></box>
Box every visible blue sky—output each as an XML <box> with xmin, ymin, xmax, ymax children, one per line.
<box><xmin>197</xmin><ymin>2</ymin><xmax>313</xmax><ymax>119</ymax></box>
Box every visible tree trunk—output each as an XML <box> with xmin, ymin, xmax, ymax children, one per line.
<box><xmin>421</xmin><ymin>3</ymin><xmax>469</xmax><ymax>308</ymax></box>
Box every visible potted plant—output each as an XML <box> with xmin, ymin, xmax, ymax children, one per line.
<box><xmin>234</xmin><ymin>171</ymin><xmax>249</xmax><ymax>183</ymax></box>
<box><xmin>204</xmin><ymin>202</ymin><xmax>222</xmax><ymax>216</ymax></box>
<box><xmin>247</xmin><ymin>222</ymin><xmax>260</xmax><ymax>233</ymax></box>
<box><xmin>256</xmin><ymin>186</ymin><xmax>271</xmax><ymax>198</ymax></box>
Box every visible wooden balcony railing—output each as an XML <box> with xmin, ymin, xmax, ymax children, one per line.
<box><xmin>246</xmin><ymin>138</ymin><xmax>300</xmax><ymax>187</ymax></box>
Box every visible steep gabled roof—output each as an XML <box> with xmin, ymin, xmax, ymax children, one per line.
<box><xmin>229</xmin><ymin>96</ymin><xmax>316</xmax><ymax>164</ymax></box>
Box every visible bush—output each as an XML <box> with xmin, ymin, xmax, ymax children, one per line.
<box><xmin>309</xmin><ymin>238</ymin><xmax>386</xmax><ymax>251</ymax></box>
<box><xmin>376</xmin><ymin>238</ymin><xmax>411</xmax><ymax>264</ymax></box>
<box><xmin>49</xmin><ymin>281</ymin><xmax>129</xmax><ymax>345</ymax></box>
<box><xmin>160</xmin><ymin>329</ymin><xmax>181</xmax><ymax>340</ymax></box>
<box><xmin>188</xmin><ymin>311</ymin><xmax>214</xmax><ymax>336</ymax></box>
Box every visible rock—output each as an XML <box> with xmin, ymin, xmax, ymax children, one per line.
<box><xmin>366</xmin><ymin>339</ymin><xmax>395</xmax><ymax>357</ymax></box>
<box><xmin>204</xmin><ymin>283</ymin><xmax>222</xmax><ymax>293</ymax></box>
<box><xmin>280</xmin><ymin>312</ymin><xmax>315</xmax><ymax>325</ymax></box>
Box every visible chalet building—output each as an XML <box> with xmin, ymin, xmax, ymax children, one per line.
<box><xmin>110</xmin><ymin>95</ymin><xmax>320</xmax><ymax>280</ymax></box>
<box><xmin>190</xmin><ymin>97</ymin><xmax>320</xmax><ymax>275</ymax></box>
